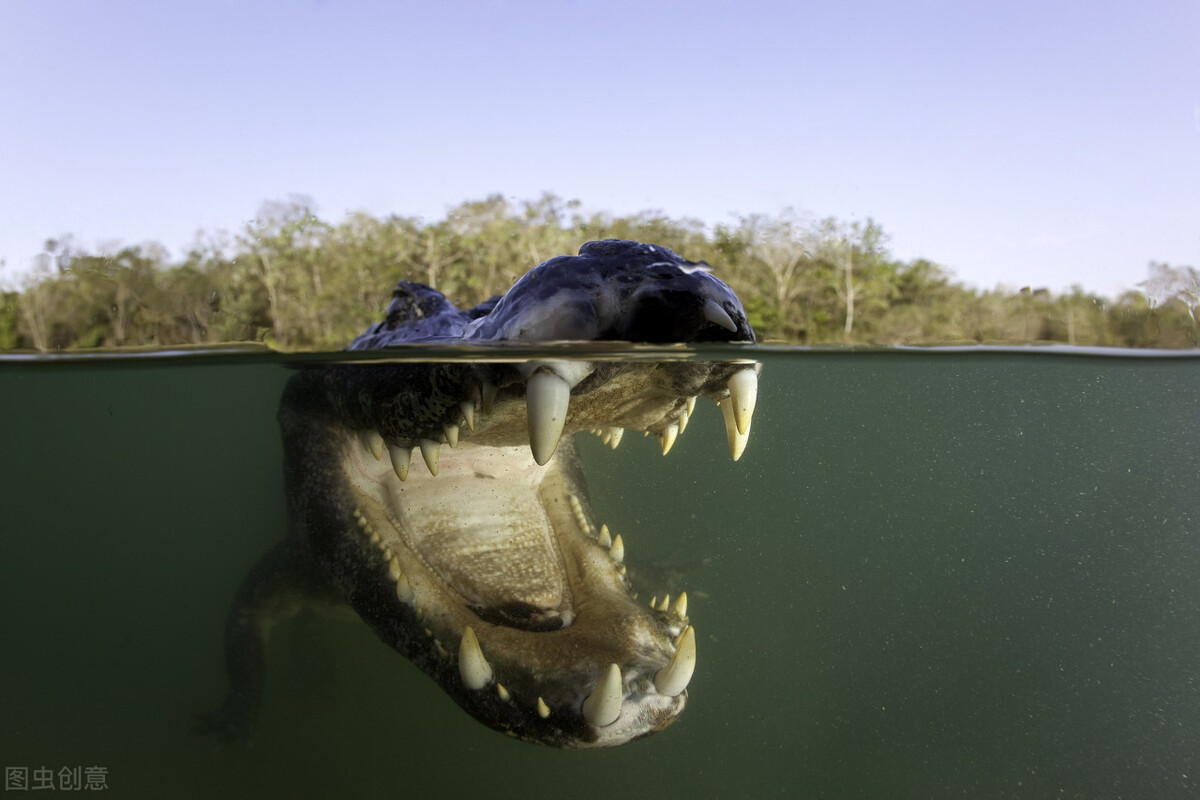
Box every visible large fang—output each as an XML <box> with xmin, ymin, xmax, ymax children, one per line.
<box><xmin>526</xmin><ymin>370</ymin><xmax>571</xmax><ymax>465</ymax></box>
<box><xmin>361</xmin><ymin>430</ymin><xmax>384</xmax><ymax>460</ymax></box>
<box><xmin>660</xmin><ymin>423</ymin><xmax>679</xmax><ymax>455</ymax></box>
<box><xmin>581</xmin><ymin>663</ymin><xmax>624</xmax><ymax>727</ymax></box>
<box><xmin>703</xmin><ymin>298</ymin><xmax>738</xmax><ymax>332</ymax></box>
<box><xmin>458</xmin><ymin>626</ymin><xmax>494</xmax><ymax>691</ymax></box>
<box><xmin>654</xmin><ymin>625</ymin><xmax>696</xmax><ymax>697</ymax></box>
<box><xmin>387</xmin><ymin>443</ymin><xmax>411</xmax><ymax>481</ymax></box>
<box><xmin>720</xmin><ymin>399</ymin><xmax>750</xmax><ymax>461</ymax></box>
<box><xmin>727</xmin><ymin>369</ymin><xmax>758</xmax><ymax>436</ymax></box>
<box><xmin>460</xmin><ymin>401</ymin><xmax>476</xmax><ymax>432</ymax></box>
<box><xmin>419</xmin><ymin>440</ymin><xmax>441</xmax><ymax>475</ymax></box>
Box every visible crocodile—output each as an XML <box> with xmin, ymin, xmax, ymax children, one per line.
<box><xmin>198</xmin><ymin>239</ymin><xmax>760</xmax><ymax>749</ymax></box>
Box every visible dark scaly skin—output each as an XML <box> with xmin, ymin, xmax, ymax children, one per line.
<box><xmin>197</xmin><ymin>240</ymin><xmax>757</xmax><ymax>749</ymax></box>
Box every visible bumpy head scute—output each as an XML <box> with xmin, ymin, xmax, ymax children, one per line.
<box><xmin>347</xmin><ymin>240</ymin><xmax>754</xmax><ymax>349</ymax></box>
<box><xmin>463</xmin><ymin>240</ymin><xmax>755</xmax><ymax>344</ymax></box>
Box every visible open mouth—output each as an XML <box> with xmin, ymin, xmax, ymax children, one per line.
<box><xmin>300</xmin><ymin>357</ymin><xmax>758</xmax><ymax>748</ymax></box>
<box><xmin>201</xmin><ymin>240</ymin><xmax>759</xmax><ymax>750</ymax></box>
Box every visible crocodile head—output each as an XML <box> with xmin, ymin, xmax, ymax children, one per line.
<box><xmin>229</xmin><ymin>240</ymin><xmax>758</xmax><ymax>749</ymax></box>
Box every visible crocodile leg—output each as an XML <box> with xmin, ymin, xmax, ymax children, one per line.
<box><xmin>195</xmin><ymin>539</ymin><xmax>333</xmax><ymax>744</ymax></box>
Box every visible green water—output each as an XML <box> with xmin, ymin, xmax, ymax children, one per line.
<box><xmin>1</xmin><ymin>347</ymin><xmax>1197</xmax><ymax>798</ymax></box>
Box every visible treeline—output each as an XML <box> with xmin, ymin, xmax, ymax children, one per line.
<box><xmin>2</xmin><ymin>193</ymin><xmax>1197</xmax><ymax>350</ymax></box>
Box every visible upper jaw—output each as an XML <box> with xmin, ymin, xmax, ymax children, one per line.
<box><xmin>342</xmin><ymin>355</ymin><xmax>760</xmax><ymax>469</ymax></box>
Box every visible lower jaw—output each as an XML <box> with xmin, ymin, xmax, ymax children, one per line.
<box><xmin>341</xmin><ymin>439</ymin><xmax>696</xmax><ymax>746</ymax></box>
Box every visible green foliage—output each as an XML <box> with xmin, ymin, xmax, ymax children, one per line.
<box><xmin>5</xmin><ymin>194</ymin><xmax>1196</xmax><ymax>351</ymax></box>
<box><xmin>0</xmin><ymin>291</ymin><xmax>19</xmax><ymax>349</ymax></box>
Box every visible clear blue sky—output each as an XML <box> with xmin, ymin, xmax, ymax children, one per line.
<box><xmin>1</xmin><ymin>0</ymin><xmax>1197</xmax><ymax>298</ymax></box>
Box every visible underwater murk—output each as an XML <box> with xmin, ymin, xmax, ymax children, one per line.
<box><xmin>1</xmin><ymin>345</ymin><xmax>1197</xmax><ymax>798</ymax></box>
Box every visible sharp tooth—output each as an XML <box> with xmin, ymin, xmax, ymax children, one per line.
<box><xmin>608</xmin><ymin>427</ymin><xmax>624</xmax><ymax>450</ymax></box>
<box><xmin>660</xmin><ymin>423</ymin><xmax>679</xmax><ymax>455</ymax></box>
<box><xmin>481</xmin><ymin>381</ymin><xmax>498</xmax><ymax>415</ymax></box>
<box><xmin>496</xmin><ymin>683</ymin><xmax>511</xmax><ymax>702</ymax></box>
<box><xmin>387</xmin><ymin>443</ymin><xmax>411</xmax><ymax>481</ymax></box>
<box><xmin>525</xmin><ymin>370</ymin><xmax>571</xmax><ymax>465</ymax></box>
<box><xmin>361</xmin><ymin>430</ymin><xmax>384</xmax><ymax>460</ymax></box>
<box><xmin>458</xmin><ymin>626</ymin><xmax>494</xmax><ymax>690</ymax></box>
<box><xmin>726</xmin><ymin>369</ymin><xmax>758</xmax><ymax>436</ymax></box>
<box><xmin>444</xmin><ymin>424</ymin><xmax>459</xmax><ymax>448</ymax></box>
<box><xmin>677</xmin><ymin>405</ymin><xmax>691</xmax><ymax>434</ymax></box>
<box><xmin>649</xmin><ymin>595</ymin><xmax>658</xmax><ymax>608</ymax></box>
<box><xmin>536</xmin><ymin>697</ymin><xmax>551</xmax><ymax>719</ymax></box>
<box><xmin>419</xmin><ymin>440</ymin><xmax>441</xmax><ymax>475</ymax></box>
<box><xmin>654</xmin><ymin>625</ymin><xmax>696</xmax><ymax>697</ymax></box>
<box><xmin>460</xmin><ymin>401</ymin><xmax>476</xmax><ymax>432</ymax></box>
<box><xmin>657</xmin><ymin>594</ymin><xmax>671</xmax><ymax>612</ymax></box>
<box><xmin>395</xmin><ymin>570</ymin><xmax>414</xmax><ymax>604</ymax></box>
<box><xmin>671</xmin><ymin>591</ymin><xmax>688</xmax><ymax>619</ymax></box>
<box><xmin>568</xmin><ymin>494</ymin><xmax>590</xmax><ymax>534</ymax></box>
<box><xmin>581</xmin><ymin>663</ymin><xmax>624</xmax><ymax>727</ymax></box>
<box><xmin>609</xmin><ymin>534</ymin><xmax>624</xmax><ymax>565</ymax></box>
<box><xmin>703</xmin><ymin>298</ymin><xmax>738</xmax><ymax>332</ymax></box>
<box><xmin>598</xmin><ymin>524</ymin><xmax>612</xmax><ymax>548</ymax></box>
<box><xmin>387</xmin><ymin>556</ymin><xmax>403</xmax><ymax>582</ymax></box>
<box><xmin>686</xmin><ymin>395</ymin><xmax>697</xmax><ymax>417</ymax></box>
<box><xmin>720</xmin><ymin>399</ymin><xmax>750</xmax><ymax>461</ymax></box>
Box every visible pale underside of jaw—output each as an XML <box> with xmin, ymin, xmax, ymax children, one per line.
<box><xmin>343</xmin><ymin>439</ymin><xmax>696</xmax><ymax>740</ymax></box>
